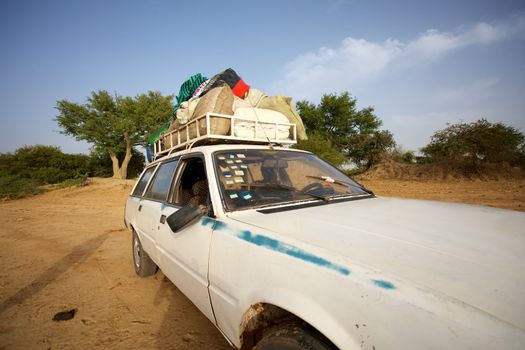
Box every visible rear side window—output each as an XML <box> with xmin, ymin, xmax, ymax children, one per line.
<box><xmin>132</xmin><ymin>166</ymin><xmax>157</xmax><ymax>197</ymax></box>
<box><xmin>145</xmin><ymin>160</ymin><xmax>179</xmax><ymax>201</ymax></box>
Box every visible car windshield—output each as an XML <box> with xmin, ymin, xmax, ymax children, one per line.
<box><xmin>214</xmin><ymin>149</ymin><xmax>371</xmax><ymax>211</ymax></box>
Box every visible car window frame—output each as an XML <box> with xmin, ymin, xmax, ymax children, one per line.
<box><xmin>211</xmin><ymin>148</ymin><xmax>371</xmax><ymax>213</ymax></box>
<box><xmin>167</xmin><ymin>153</ymin><xmax>208</xmax><ymax>208</ymax></box>
<box><xmin>143</xmin><ymin>158</ymin><xmax>180</xmax><ymax>202</ymax></box>
<box><xmin>131</xmin><ymin>164</ymin><xmax>159</xmax><ymax>198</ymax></box>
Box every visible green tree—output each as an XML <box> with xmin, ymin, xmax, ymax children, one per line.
<box><xmin>4</xmin><ymin>145</ymin><xmax>89</xmax><ymax>184</ymax></box>
<box><xmin>56</xmin><ymin>90</ymin><xmax>172</xmax><ymax>179</ymax></box>
<box><xmin>295</xmin><ymin>133</ymin><xmax>347</xmax><ymax>167</ymax></box>
<box><xmin>421</xmin><ymin>119</ymin><xmax>525</xmax><ymax>166</ymax></box>
<box><xmin>88</xmin><ymin>148</ymin><xmax>145</xmax><ymax>178</ymax></box>
<box><xmin>296</xmin><ymin>92</ymin><xmax>395</xmax><ymax>169</ymax></box>
<box><xmin>1</xmin><ymin>145</ymin><xmax>90</xmax><ymax>183</ymax></box>
<box><xmin>390</xmin><ymin>145</ymin><xmax>416</xmax><ymax>164</ymax></box>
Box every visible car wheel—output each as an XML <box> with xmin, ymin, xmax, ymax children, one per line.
<box><xmin>132</xmin><ymin>230</ymin><xmax>158</xmax><ymax>277</ymax></box>
<box><xmin>254</xmin><ymin>324</ymin><xmax>335</xmax><ymax>350</ymax></box>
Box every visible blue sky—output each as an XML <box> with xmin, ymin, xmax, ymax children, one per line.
<box><xmin>1</xmin><ymin>0</ymin><xmax>524</xmax><ymax>154</ymax></box>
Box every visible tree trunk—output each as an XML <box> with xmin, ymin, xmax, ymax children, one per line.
<box><xmin>109</xmin><ymin>152</ymin><xmax>121</xmax><ymax>179</ymax></box>
<box><xmin>119</xmin><ymin>133</ymin><xmax>133</xmax><ymax>180</ymax></box>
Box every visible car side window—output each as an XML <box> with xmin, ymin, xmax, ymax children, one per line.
<box><xmin>132</xmin><ymin>166</ymin><xmax>157</xmax><ymax>197</ymax></box>
<box><xmin>171</xmin><ymin>157</ymin><xmax>209</xmax><ymax>209</ymax></box>
<box><xmin>144</xmin><ymin>160</ymin><xmax>179</xmax><ymax>201</ymax></box>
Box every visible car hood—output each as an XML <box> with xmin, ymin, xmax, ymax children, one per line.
<box><xmin>226</xmin><ymin>196</ymin><xmax>525</xmax><ymax>330</ymax></box>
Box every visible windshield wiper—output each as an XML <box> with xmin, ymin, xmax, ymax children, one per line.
<box><xmin>305</xmin><ymin>175</ymin><xmax>374</xmax><ymax>195</ymax></box>
<box><xmin>306</xmin><ymin>175</ymin><xmax>348</xmax><ymax>187</ymax></box>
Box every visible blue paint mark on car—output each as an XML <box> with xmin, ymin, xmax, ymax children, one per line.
<box><xmin>200</xmin><ymin>219</ymin><xmax>350</xmax><ymax>276</ymax></box>
<box><xmin>237</xmin><ymin>230</ymin><xmax>351</xmax><ymax>276</ymax></box>
<box><xmin>372</xmin><ymin>279</ymin><xmax>396</xmax><ymax>290</ymax></box>
<box><xmin>201</xmin><ymin>217</ymin><xmax>215</xmax><ymax>227</ymax></box>
<box><xmin>213</xmin><ymin>220</ymin><xmax>227</xmax><ymax>231</ymax></box>
<box><xmin>201</xmin><ymin>217</ymin><xmax>227</xmax><ymax>231</ymax></box>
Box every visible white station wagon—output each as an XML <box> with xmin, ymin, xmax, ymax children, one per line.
<box><xmin>124</xmin><ymin>114</ymin><xmax>525</xmax><ymax>350</ymax></box>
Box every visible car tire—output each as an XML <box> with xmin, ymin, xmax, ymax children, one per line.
<box><xmin>254</xmin><ymin>324</ymin><xmax>335</xmax><ymax>350</ymax></box>
<box><xmin>132</xmin><ymin>230</ymin><xmax>158</xmax><ymax>277</ymax></box>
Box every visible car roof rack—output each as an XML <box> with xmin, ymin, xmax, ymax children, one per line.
<box><xmin>153</xmin><ymin>112</ymin><xmax>298</xmax><ymax>160</ymax></box>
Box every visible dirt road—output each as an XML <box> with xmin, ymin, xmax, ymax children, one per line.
<box><xmin>0</xmin><ymin>178</ymin><xmax>231</xmax><ymax>349</ymax></box>
<box><xmin>358</xmin><ymin>178</ymin><xmax>525</xmax><ymax>212</ymax></box>
<box><xmin>1</xmin><ymin>177</ymin><xmax>524</xmax><ymax>349</ymax></box>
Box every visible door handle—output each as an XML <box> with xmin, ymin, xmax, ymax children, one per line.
<box><xmin>138</xmin><ymin>205</ymin><xmax>142</xmax><ymax>212</ymax></box>
<box><xmin>160</xmin><ymin>214</ymin><xmax>166</xmax><ymax>224</ymax></box>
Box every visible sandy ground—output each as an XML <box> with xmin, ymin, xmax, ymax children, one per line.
<box><xmin>358</xmin><ymin>178</ymin><xmax>525</xmax><ymax>212</ymax></box>
<box><xmin>0</xmin><ymin>178</ymin><xmax>232</xmax><ymax>350</ymax></box>
<box><xmin>1</xmin><ymin>177</ymin><xmax>524</xmax><ymax>349</ymax></box>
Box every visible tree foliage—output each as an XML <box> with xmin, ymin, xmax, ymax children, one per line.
<box><xmin>296</xmin><ymin>92</ymin><xmax>395</xmax><ymax>169</ymax></box>
<box><xmin>390</xmin><ymin>145</ymin><xmax>416</xmax><ymax>164</ymax></box>
<box><xmin>421</xmin><ymin>119</ymin><xmax>525</xmax><ymax>166</ymax></box>
<box><xmin>0</xmin><ymin>145</ymin><xmax>145</xmax><ymax>184</ymax></box>
<box><xmin>0</xmin><ymin>145</ymin><xmax>90</xmax><ymax>183</ymax></box>
<box><xmin>295</xmin><ymin>133</ymin><xmax>347</xmax><ymax>167</ymax></box>
<box><xmin>56</xmin><ymin>90</ymin><xmax>172</xmax><ymax>179</ymax></box>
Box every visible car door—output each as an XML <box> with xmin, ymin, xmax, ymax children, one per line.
<box><xmin>135</xmin><ymin>160</ymin><xmax>179</xmax><ymax>264</ymax></box>
<box><xmin>155</xmin><ymin>154</ymin><xmax>216</xmax><ymax>323</ymax></box>
<box><xmin>133</xmin><ymin>165</ymin><xmax>160</xmax><ymax>258</ymax></box>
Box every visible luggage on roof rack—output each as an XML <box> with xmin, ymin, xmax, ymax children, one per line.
<box><xmin>153</xmin><ymin>112</ymin><xmax>297</xmax><ymax>159</ymax></box>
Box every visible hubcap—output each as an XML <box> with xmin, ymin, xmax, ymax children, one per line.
<box><xmin>133</xmin><ymin>236</ymin><xmax>141</xmax><ymax>269</ymax></box>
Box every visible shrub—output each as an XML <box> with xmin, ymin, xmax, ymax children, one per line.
<box><xmin>389</xmin><ymin>146</ymin><xmax>416</xmax><ymax>164</ymax></box>
<box><xmin>0</xmin><ymin>174</ymin><xmax>44</xmax><ymax>199</ymax></box>
<box><xmin>56</xmin><ymin>175</ymin><xmax>89</xmax><ymax>189</ymax></box>
<box><xmin>0</xmin><ymin>144</ymin><xmax>144</xmax><ymax>199</ymax></box>
<box><xmin>3</xmin><ymin>145</ymin><xmax>90</xmax><ymax>183</ymax></box>
<box><xmin>421</xmin><ymin>119</ymin><xmax>525</xmax><ymax>167</ymax></box>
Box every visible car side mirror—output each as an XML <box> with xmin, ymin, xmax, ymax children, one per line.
<box><xmin>167</xmin><ymin>205</ymin><xmax>206</xmax><ymax>233</ymax></box>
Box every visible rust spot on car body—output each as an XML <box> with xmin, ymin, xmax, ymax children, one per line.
<box><xmin>239</xmin><ymin>303</ymin><xmax>294</xmax><ymax>350</ymax></box>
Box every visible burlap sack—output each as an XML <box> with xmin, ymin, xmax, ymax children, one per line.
<box><xmin>245</xmin><ymin>88</ymin><xmax>266</xmax><ymax>107</ymax></box>
<box><xmin>162</xmin><ymin>119</ymin><xmax>198</xmax><ymax>147</ymax></box>
<box><xmin>176</xmin><ymin>98</ymin><xmax>199</xmax><ymax>124</ymax></box>
<box><xmin>192</xmin><ymin>85</ymin><xmax>233</xmax><ymax>136</ymax></box>
<box><xmin>162</xmin><ymin>119</ymin><xmax>184</xmax><ymax>148</ymax></box>
<box><xmin>257</xmin><ymin>95</ymin><xmax>307</xmax><ymax>140</ymax></box>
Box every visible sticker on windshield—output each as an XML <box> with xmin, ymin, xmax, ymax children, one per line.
<box><xmin>234</xmin><ymin>177</ymin><xmax>244</xmax><ymax>183</ymax></box>
<box><xmin>218</xmin><ymin>155</ymin><xmax>226</xmax><ymax>160</ymax></box>
<box><xmin>225</xmin><ymin>180</ymin><xmax>234</xmax><ymax>185</ymax></box>
<box><xmin>223</xmin><ymin>171</ymin><xmax>232</xmax><ymax>178</ymax></box>
<box><xmin>229</xmin><ymin>154</ymin><xmax>236</xmax><ymax>159</ymax></box>
<box><xmin>226</xmin><ymin>159</ymin><xmax>234</xmax><ymax>164</ymax></box>
<box><xmin>220</xmin><ymin>166</ymin><xmax>229</xmax><ymax>172</ymax></box>
<box><xmin>240</xmin><ymin>165</ymin><xmax>248</xmax><ymax>169</ymax></box>
<box><xmin>243</xmin><ymin>194</ymin><xmax>252</xmax><ymax>200</ymax></box>
<box><xmin>235</xmin><ymin>170</ymin><xmax>244</xmax><ymax>176</ymax></box>
<box><xmin>237</xmin><ymin>154</ymin><xmax>246</xmax><ymax>158</ymax></box>
<box><xmin>229</xmin><ymin>193</ymin><xmax>239</xmax><ymax>199</ymax></box>
<box><xmin>230</xmin><ymin>165</ymin><xmax>238</xmax><ymax>169</ymax></box>
<box><xmin>235</xmin><ymin>159</ymin><xmax>242</xmax><ymax>163</ymax></box>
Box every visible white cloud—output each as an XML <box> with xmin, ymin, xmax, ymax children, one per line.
<box><xmin>272</xmin><ymin>15</ymin><xmax>525</xmax><ymax>100</ymax></box>
<box><xmin>279</xmin><ymin>38</ymin><xmax>402</xmax><ymax>99</ymax></box>
<box><xmin>268</xmin><ymin>15</ymin><xmax>525</xmax><ymax>151</ymax></box>
<box><xmin>405</xmin><ymin>21</ymin><xmax>512</xmax><ymax>58</ymax></box>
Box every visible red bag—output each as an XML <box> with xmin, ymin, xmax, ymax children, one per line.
<box><xmin>204</xmin><ymin>68</ymin><xmax>250</xmax><ymax>98</ymax></box>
